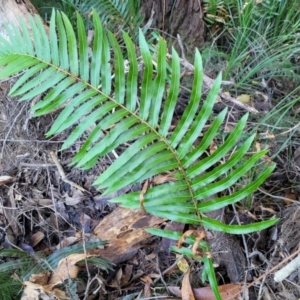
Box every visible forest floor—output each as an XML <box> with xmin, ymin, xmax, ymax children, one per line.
<box><xmin>1</xmin><ymin>71</ymin><xmax>300</xmax><ymax>300</ymax></box>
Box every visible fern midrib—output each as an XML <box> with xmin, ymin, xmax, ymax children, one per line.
<box><xmin>28</xmin><ymin>54</ymin><xmax>202</xmax><ymax>221</ymax></box>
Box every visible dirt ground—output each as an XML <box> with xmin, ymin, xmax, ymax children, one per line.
<box><xmin>1</xmin><ymin>76</ymin><xmax>300</xmax><ymax>300</ymax></box>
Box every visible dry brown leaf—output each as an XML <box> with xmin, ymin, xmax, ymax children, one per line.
<box><xmin>55</xmin><ymin>237</ymin><xmax>79</xmax><ymax>250</ymax></box>
<box><xmin>29</xmin><ymin>272</ymin><xmax>51</xmax><ymax>285</ymax></box>
<box><xmin>282</xmin><ymin>192</ymin><xmax>297</xmax><ymax>205</ymax></box>
<box><xmin>151</xmin><ymin>171</ymin><xmax>177</xmax><ymax>185</ymax></box>
<box><xmin>182</xmin><ymin>271</ymin><xmax>195</xmax><ymax>300</ymax></box>
<box><xmin>169</xmin><ymin>283</ymin><xmax>243</xmax><ymax>300</ymax></box>
<box><xmin>139</xmin><ymin>180</ymin><xmax>148</xmax><ymax>213</ymax></box>
<box><xmin>140</xmin><ymin>275</ymin><xmax>152</xmax><ymax>297</ymax></box>
<box><xmin>30</xmin><ymin>231</ymin><xmax>45</xmax><ymax>247</ymax></box>
<box><xmin>209</xmin><ymin>141</ymin><xmax>218</xmax><ymax>155</ymax></box>
<box><xmin>21</xmin><ymin>281</ymin><xmax>69</xmax><ymax>300</ymax></box>
<box><xmin>109</xmin><ymin>268</ymin><xmax>123</xmax><ymax>288</ymax></box>
<box><xmin>49</xmin><ymin>253</ymin><xmax>95</xmax><ymax>285</ymax></box>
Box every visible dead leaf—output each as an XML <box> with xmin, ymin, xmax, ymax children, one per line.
<box><xmin>29</xmin><ymin>272</ymin><xmax>51</xmax><ymax>285</ymax></box>
<box><xmin>169</xmin><ymin>283</ymin><xmax>243</xmax><ymax>300</ymax></box>
<box><xmin>139</xmin><ymin>180</ymin><xmax>149</xmax><ymax>212</ymax></box>
<box><xmin>21</xmin><ymin>281</ymin><xmax>69</xmax><ymax>300</ymax></box>
<box><xmin>255</xmin><ymin>142</ymin><xmax>261</xmax><ymax>152</ymax></box>
<box><xmin>282</xmin><ymin>192</ymin><xmax>296</xmax><ymax>205</ymax></box>
<box><xmin>49</xmin><ymin>253</ymin><xmax>95</xmax><ymax>285</ymax></box>
<box><xmin>63</xmin><ymin>189</ymin><xmax>84</xmax><ymax>206</ymax></box>
<box><xmin>55</xmin><ymin>237</ymin><xmax>79</xmax><ymax>250</ymax></box>
<box><xmin>109</xmin><ymin>268</ymin><xmax>123</xmax><ymax>289</ymax></box>
<box><xmin>30</xmin><ymin>231</ymin><xmax>45</xmax><ymax>247</ymax></box>
<box><xmin>151</xmin><ymin>171</ymin><xmax>177</xmax><ymax>185</ymax></box>
<box><xmin>140</xmin><ymin>275</ymin><xmax>152</xmax><ymax>297</ymax></box>
<box><xmin>209</xmin><ymin>141</ymin><xmax>218</xmax><ymax>155</ymax></box>
<box><xmin>236</xmin><ymin>94</ymin><xmax>251</xmax><ymax>103</ymax></box>
<box><xmin>182</xmin><ymin>271</ymin><xmax>195</xmax><ymax>300</ymax></box>
<box><xmin>176</xmin><ymin>254</ymin><xmax>189</xmax><ymax>273</ymax></box>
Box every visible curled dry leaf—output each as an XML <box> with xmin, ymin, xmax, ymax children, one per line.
<box><xmin>49</xmin><ymin>253</ymin><xmax>95</xmax><ymax>286</ymax></box>
<box><xmin>140</xmin><ymin>275</ymin><xmax>152</xmax><ymax>298</ymax></box>
<box><xmin>30</xmin><ymin>231</ymin><xmax>45</xmax><ymax>247</ymax></box>
<box><xmin>30</xmin><ymin>272</ymin><xmax>51</xmax><ymax>286</ymax></box>
<box><xmin>139</xmin><ymin>180</ymin><xmax>149</xmax><ymax>213</ymax></box>
<box><xmin>151</xmin><ymin>171</ymin><xmax>177</xmax><ymax>185</ymax></box>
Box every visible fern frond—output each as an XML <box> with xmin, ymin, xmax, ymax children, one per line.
<box><xmin>0</xmin><ymin>10</ymin><xmax>278</xmax><ymax>234</ymax></box>
<box><xmin>0</xmin><ymin>9</ymin><xmax>277</xmax><ymax>245</ymax></box>
<box><xmin>62</xmin><ymin>0</ymin><xmax>142</xmax><ymax>35</ymax></box>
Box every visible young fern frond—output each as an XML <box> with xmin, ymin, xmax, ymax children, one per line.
<box><xmin>0</xmin><ymin>11</ymin><xmax>278</xmax><ymax>298</ymax></box>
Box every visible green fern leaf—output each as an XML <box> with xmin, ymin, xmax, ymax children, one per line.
<box><xmin>0</xmin><ymin>11</ymin><xmax>279</xmax><ymax>298</ymax></box>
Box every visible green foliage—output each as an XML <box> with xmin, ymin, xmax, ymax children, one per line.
<box><xmin>0</xmin><ymin>11</ymin><xmax>278</xmax><ymax>298</ymax></box>
<box><xmin>203</xmin><ymin>0</ymin><xmax>300</xmax><ymax>91</ymax></box>
<box><xmin>32</xmin><ymin>0</ymin><xmax>142</xmax><ymax>35</ymax></box>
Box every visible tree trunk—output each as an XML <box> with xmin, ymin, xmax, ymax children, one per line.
<box><xmin>141</xmin><ymin>0</ymin><xmax>205</xmax><ymax>59</ymax></box>
<box><xmin>0</xmin><ymin>0</ymin><xmax>41</xmax><ymax>37</ymax></box>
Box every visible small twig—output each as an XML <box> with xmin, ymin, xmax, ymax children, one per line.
<box><xmin>0</xmin><ymin>138</ymin><xmax>66</xmax><ymax>143</ymax></box>
<box><xmin>50</xmin><ymin>151</ymin><xmax>91</xmax><ymax>194</ymax></box>
<box><xmin>258</xmin><ymin>188</ymin><xmax>299</xmax><ymax>204</ymax></box>
<box><xmin>220</xmin><ymin>92</ymin><xmax>259</xmax><ymax>114</ymax></box>
<box><xmin>19</xmin><ymin>162</ymin><xmax>56</xmax><ymax>168</ymax></box>
<box><xmin>274</xmin><ymin>121</ymin><xmax>300</xmax><ymax>137</ymax></box>
<box><xmin>231</xmin><ymin>247</ymin><xmax>300</xmax><ymax>299</ymax></box>
<box><xmin>248</xmin><ymin>251</ymin><xmax>271</xmax><ymax>268</ymax></box>
<box><xmin>177</xmin><ymin>34</ymin><xmax>186</xmax><ymax>61</ymax></box>
<box><xmin>274</xmin><ymin>255</ymin><xmax>300</xmax><ymax>282</ymax></box>
<box><xmin>153</xmin><ymin>254</ymin><xmax>185</xmax><ymax>285</ymax></box>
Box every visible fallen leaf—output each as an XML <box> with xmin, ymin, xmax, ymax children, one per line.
<box><xmin>30</xmin><ymin>231</ymin><xmax>45</xmax><ymax>247</ymax></box>
<box><xmin>209</xmin><ymin>141</ymin><xmax>218</xmax><ymax>155</ymax></box>
<box><xmin>236</xmin><ymin>94</ymin><xmax>251</xmax><ymax>103</ymax></box>
<box><xmin>63</xmin><ymin>189</ymin><xmax>84</xmax><ymax>206</ymax></box>
<box><xmin>282</xmin><ymin>192</ymin><xmax>296</xmax><ymax>205</ymax></box>
<box><xmin>55</xmin><ymin>237</ymin><xmax>79</xmax><ymax>250</ymax></box>
<box><xmin>176</xmin><ymin>254</ymin><xmax>189</xmax><ymax>273</ymax></box>
<box><xmin>139</xmin><ymin>180</ymin><xmax>149</xmax><ymax>212</ymax></box>
<box><xmin>182</xmin><ymin>271</ymin><xmax>195</xmax><ymax>300</ymax></box>
<box><xmin>29</xmin><ymin>272</ymin><xmax>50</xmax><ymax>285</ymax></box>
<box><xmin>152</xmin><ymin>171</ymin><xmax>177</xmax><ymax>185</ymax></box>
<box><xmin>141</xmin><ymin>275</ymin><xmax>152</xmax><ymax>297</ymax></box>
<box><xmin>21</xmin><ymin>281</ymin><xmax>69</xmax><ymax>300</ymax></box>
<box><xmin>169</xmin><ymin>283</ymin><xmax>243</xmax><ymax>300</ymax></box>
<box><xmin>49</xmin><ymin>253</ymin><xmax>95</xmax><ymax>285</ymax></box>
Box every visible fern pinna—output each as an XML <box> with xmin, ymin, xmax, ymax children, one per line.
<box><xmin>0</xmin><ymin>10</ymin><xmax>278</xmax><ymax>298</ymax></box>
